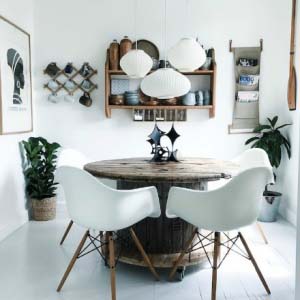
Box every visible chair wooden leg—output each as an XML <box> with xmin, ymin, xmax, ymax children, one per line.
<box><xmin>256</xmin><ymin>222</ymin><xmax>268</xmax><ymax>244</ymax></box>
<box><xmin>239</xmin><ymin>232</ymin><xmax>271</xmax><ymax>295</ymax></box>
<box><xmin>169</xmin><ymin>228</ymin><xmax>198</xmax><ymax>280</ymax></box>
<box><xmin>130</xmin><ymin>228</ymin><xmax>160</xmax><ymax>281</ymax></box>
<box><xmin>211</xmin><ymin>232</ymin><xmax>220</xmax><ymax>300</ymax></box>
<box><xmin>60</xmin><ymin>220</ymin><xmax>74</xmax><ymax>245</ymax></box>
<box><xmin>108</xmin><ymin>232</ymin><xmax>116</xmax><ymax>300</ymax></box>
<box><xmin>57</xmin><ymin>230</ymin><xmax>89</xmax><ymax>292</ymax></box>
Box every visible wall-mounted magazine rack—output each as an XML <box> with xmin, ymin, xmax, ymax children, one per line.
<box><xmin>228</xmin><ymin>39</ymin><xmax>263</xmax><ymax>134</ymax></box>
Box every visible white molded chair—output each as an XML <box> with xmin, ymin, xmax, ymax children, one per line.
<box><xmin>56</xmin><ymin>166</ymin><xmax>161</xmax><ymax>299</ymax></box>
<box><xmin>167</xmin><ymin>167</ymin><xmax>273</xmax><ymax>300</ymax></box>
<box><xmin>209</xmin><ymin>148</ymin><xmax>273</xmax><ymax>244</ymax></box>
<box><xmin>57</xmin><ymin>149</ymin><xmax>116</xmax><ymax>245</ymax></box>
<box><xmin>234</xmin><ymin>148</ymin><xmax>274</xmax><ymax>244</ymax></box>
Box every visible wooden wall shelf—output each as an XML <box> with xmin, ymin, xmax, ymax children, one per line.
<box><xmin>105</xmin><ymin>49</ymin><xmax>217</xmax><ymax>120</ymax></box>
<box><xmin>108</xmin><ymin>105</ymin><xmax>213</xmax><ymax>110</ymax></box>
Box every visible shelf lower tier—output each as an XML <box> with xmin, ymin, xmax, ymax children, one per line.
<box><xmin>108</xmin><ymin>105</ymin><xmax>213</xmax><ymax>110</ymax></box>
<box><xmin>105</xmin><ymin>104</ymin><xmax>215</xmax><ymax>119</ymax></box>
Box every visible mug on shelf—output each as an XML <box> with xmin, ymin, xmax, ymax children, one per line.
<box><xmin>203</xmin><ymin>90</ymin><xmax>212</xmax><ymax>105</ymax></box>
<box><xmin>79</xmin><ymin>92</ymin><xmax>92</xmax><ymax>107</ymax></box>
<box><xmin>182</xmin><ymin>92</ymin><xmax>196</xmax><ymax>106</ymax></box>
<box><xmin>64</xmin><ymin>94</ymin><xmax>75</xmax><ymax>103</ymax></box>
<box><xmin>81</xmin><ymin>79</ymin><xmax>92</xmax><ymax>90</ymax></box>
<box><xmin>64</xmin><ymin>62</ymin><xmax>73</xmax><ymax>74</ymax></box>
<box><xmin>48</xmin><ymin>80</ymin><xmax>59</xmax><ymax>91</ymax></box>
<box><xmin>48</xmin><ymin>93</ymin><xmax>60</xmax><ymax>103</ymax></box>
<box><xmin>45</xmin><ymin>62</ymin><xmax>60</xmax><ymax>77</ymax></box>
<box><xmin>196</xmin><ymin>91</ymin><xmax>204</xmax><ymax>106</ymax></box>
<box><xmin>64</xmin><ymin>80</ymin><xmax>76</xmax><ymax>91</ymax></box>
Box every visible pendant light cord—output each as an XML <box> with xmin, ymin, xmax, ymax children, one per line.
<box><xmin>134</xmin><ymin>0</ymin><xmax>137</xmax><ymax>50</ymax></box>
<box><xmin>186</xmin><ymin>0</ymin><xmax>190</xmax><ymax>38</ymax></box>
<box><xmin>164</xmin><ymin>0</ymin><xmax>167</xmax><ymax>68</ymax></box>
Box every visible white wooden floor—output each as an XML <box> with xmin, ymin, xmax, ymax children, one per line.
<box><xmin>0</xmin><ymin>217</ymin><xmax>295</xmax><ymax>300</ymax></box>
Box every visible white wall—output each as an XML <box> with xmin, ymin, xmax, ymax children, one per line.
<box><xmin>33</xmin><ymin>0</ymin><xmax>298</xmax><ymax>224</ymax></box>
<box><xmin>0</xmin><ymin>0</ymin><xmax>34</xmax><ymax>241</ymax></box>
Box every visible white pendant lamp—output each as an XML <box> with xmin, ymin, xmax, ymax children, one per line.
<box><xmin>120</xmin><ymin>0</ymin><xmax>152</xmax><ymax>78</ymax></box>
<box><xmin>168</xmin><ymin>0</ymin><xmax>206</xmax><ymax>72</ymax></box>
<box><xmin>141</xmin><ymin>0</ymin><xmax>191</xmax><ymax>99</ymax></box>
<box><xmin>168</xmin><ymin>37</ymin><xmax>206</xmax><ymax>72</ymax></box>
<box><xmin>120</xmin><ymin>49</ymin><xmax>153</xmax><ymax>78</ymax></box>
<box><xmin>141</xmin><ymin>68</ymin><xmax>190</xmax><ymax>99</ymax></box>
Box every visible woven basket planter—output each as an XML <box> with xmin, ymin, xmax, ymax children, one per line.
<box><xmin>31</xmin><ymin>197</ymin><xmax>56</xmax><ymax>221</ymax></box>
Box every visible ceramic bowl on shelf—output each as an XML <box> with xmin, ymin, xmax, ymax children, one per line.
<box><xmin>164</xmin><ymin>97</ymin><xmax>178</xmax><ymax>106</ymax></box>
<box><xmin>125</xmin><ymin>91</ymin><xmax>140</xmax><ymax>105</ymax></box>
<box><xmin>125</xmin><ymin>96</ymin><xmax>140</xmax><ymax>106</ymax></box>
<box><xmin>182</xmin><ymin>92</ymin><xmax>196</xmax><ymax>106</ymax></box>
<box><xmin>141</xmin><ymin>98</ymin><xmax>159</xmax><ymax>106</ymax></box>
<box><xmin>109</xmin><ymin>94</ymin><xmax>125</xmax><ymax>105</ymax></box>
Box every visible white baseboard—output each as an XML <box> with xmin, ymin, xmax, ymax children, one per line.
<box><xmin>0</xmin><ymin>212</ymin><xmax>28</xmax><ymax>243</ymax></box>
<box><xmin>279</xmin><ymin>207</ymin><xmax>297</xmax><ymax>226</ymax></box>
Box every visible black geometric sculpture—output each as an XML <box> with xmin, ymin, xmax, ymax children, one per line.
<box><xmin>147</xmin><ymin>124</ymin><xmax>180</xmax><ymax>162</ymax></box>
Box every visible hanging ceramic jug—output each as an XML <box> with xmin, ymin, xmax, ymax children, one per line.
<box><xmin>109</xmin><ymin>39</ymin><xmax>120</xmax><ymax>70</ymax></box>
<box><xmin>120</xmin><ymin>36</ymin><xmax>132</xmax><ymax>59</ymax></box>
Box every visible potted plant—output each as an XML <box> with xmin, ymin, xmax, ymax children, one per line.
<box><xmin>245</xmin><ymin>116</ymin><xmax>291</xmax><ymax>222</ymax></box>
<box><xmin>22</xmin><ymin>137</ymin><xmax>61</xmax><ymax>221</ymax></box>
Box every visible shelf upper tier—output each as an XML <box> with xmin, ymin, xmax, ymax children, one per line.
<box><xmin>108</xmin><ymin>69</ymin><xmax>214</xmax><ymax>76</ymax></box>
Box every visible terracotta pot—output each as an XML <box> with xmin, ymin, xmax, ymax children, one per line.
<box><xmin>120</xmin><ymin>36</ymin><xmax>132</xmax><ymax>59</ymax></box>
<box><xmin>109</xmin><ymin>39</ymin><xmax>120</xmax><ymax>70</ymax></box>
<box><xmin>31</xmin><ymin>197</ymin><xmax>56</xmax><ymax>221</ymax></box>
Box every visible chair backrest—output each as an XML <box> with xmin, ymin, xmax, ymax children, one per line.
<box><xmin>57</xmin><ymin>148</ymin><xmax>89</xmax><ymax>169</ymax></box>
<box><xmin>233</xmin><ymin>148</ymin><xmax>272</xmax><ymax>171</ymax></box>
<box><xmin>166</xmin><ymin>166</ymin><xmax>273</xmax><ymax>232</ymax></box>
<box><xmin>56</xmin><ymin>166</ymin><xmax>160</xmax><ymax>231</ymax></box>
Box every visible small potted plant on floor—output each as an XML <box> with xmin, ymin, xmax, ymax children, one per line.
<box><xmin>245</xmin><ymin>116</ymin><xmax>291</xmax><ymax>222</ymax></box>
<box><xmin>22</xmin><ymin>137</ymin><xmax>61</xmax><ymax>221</ymax></box>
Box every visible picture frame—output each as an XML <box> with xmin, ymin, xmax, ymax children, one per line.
<box><xmin>0</xmin><ymin>15</ymin><xmax>33</xmax><ymax>135</ymax></box>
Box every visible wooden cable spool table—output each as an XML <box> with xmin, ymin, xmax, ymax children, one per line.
<box><xmin>84</xmin><ymin>157</ymin><xmax>239</xmax><ymax>269</ymax></box>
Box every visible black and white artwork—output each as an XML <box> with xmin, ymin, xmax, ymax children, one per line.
<box><xmin>7</xmin><ymin>48</ymin><xmax>25</xmax><ymax>105</ymax></box>
<box><xmin>0</xmin><ymin>16</ymin><xmax>32</xmax><ymax>134</ymax></box>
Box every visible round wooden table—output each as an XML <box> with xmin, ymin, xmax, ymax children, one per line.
<box><xmin>84</xmin><ymin>157</ymin><xmax>239</xmax><ymax>268</ymax></box>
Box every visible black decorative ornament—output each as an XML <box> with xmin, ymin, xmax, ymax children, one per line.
<box><xmin>147</xmin><ymin>124</ymin><xmax>180</xmax><ymax>162</ymax></box>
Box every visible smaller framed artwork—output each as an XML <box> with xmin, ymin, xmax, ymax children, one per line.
<box><xmin>0</xmin><ymin>15</ymin><xmax>33</xmax><ymax>135</ymax></box>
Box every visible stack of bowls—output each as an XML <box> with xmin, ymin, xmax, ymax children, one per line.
<box><xmin>110</xmin><ymin>94</ymin><xmax>125</xmax><ymax>105</ymax></box>
<box><xmin>125</xmin><ymin>91</ymin><xmax>140</xmax><ymax>106</ymax></box>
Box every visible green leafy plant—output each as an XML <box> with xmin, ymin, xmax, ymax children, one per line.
<box><xmin>22</xmin><ymin>137</ymin><xmax>61</xmax><ymax>200</ymax></box>
<box><xmin>245</xmin><ymin>116</ymin><xmax>291</xmax><ymax>169</ymax></box>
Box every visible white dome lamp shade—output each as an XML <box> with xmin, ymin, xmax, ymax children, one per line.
<box><xmin>120</xmin><ymin>50</ymin><xmax>153</xmax><ymax>78</ymax></box>
<box><xmin>168</xmin><ymin>37</ymin><xmax>207</xmax><ymax>72</ymax></box>
<box><xmin>141</xmin><ymin>68</ymin><xmax>191</xmax><ymax>99</ymax></box>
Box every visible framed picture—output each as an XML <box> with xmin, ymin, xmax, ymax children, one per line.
<box><xmin>0</xmin><ymin>15</ymin><xmax>33</xmax><ymax>135</ymax></box>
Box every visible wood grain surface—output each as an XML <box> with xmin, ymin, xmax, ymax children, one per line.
<box><xmin>84</xmin><ymin>157</ymin><xmax>239</xmax><ymax>183</ymax></box>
